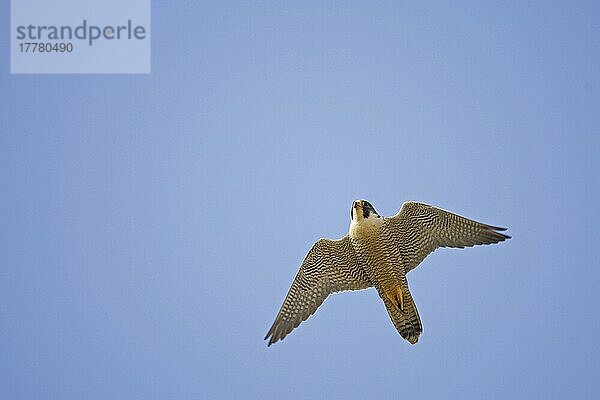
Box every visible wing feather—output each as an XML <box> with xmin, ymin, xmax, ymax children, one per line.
<box><xmin>385</xmin><ymin>201</ymin><xmax>511</xmax><ymax>272</ymax></box>
<box><xmin>265</xmin><ymin>236</ymin><xmax>371</xmax><ymax>346</ymax></box>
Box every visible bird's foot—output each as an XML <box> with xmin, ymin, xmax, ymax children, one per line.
<box><xmin>386</xmin><ymin>286</ymin><xmax>405</xmax><ymax>312</ymax></box>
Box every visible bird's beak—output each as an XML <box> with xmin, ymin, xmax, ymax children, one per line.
<box><xmin>354</xmin><ymin>201</ymin><xmax>362</xmax><ymax>209</ymax></box>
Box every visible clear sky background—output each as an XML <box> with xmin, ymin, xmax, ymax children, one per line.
<box><xmin>1</xmin><ymin>2</ymin><xmax>599</xmax><ymax>399</ymax></box>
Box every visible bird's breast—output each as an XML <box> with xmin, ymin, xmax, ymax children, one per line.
<box><xmin>350</xmin><ymin>225</ymin><xmax>402</xmax><ymax>291</ymax></box>
<box><xmin>349</xmin><ymin>217</ymin><xmax>384</xmax><ymax>240</ymax></box>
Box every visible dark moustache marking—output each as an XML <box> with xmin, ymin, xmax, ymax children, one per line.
<box><xmin>362</xmin><ymin>201</ymin><xmax>378</xmax><ymax>219</ymax></box>
<box><xmin>350</xmin><ymin>200</ymin><xmax>380</xmax><ymax>220</ymax></box>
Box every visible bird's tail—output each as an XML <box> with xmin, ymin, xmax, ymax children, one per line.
<box><xmin>380</xmin><ymin>283</ymin><xmax>422</xmax><ymax>344</ymax></box>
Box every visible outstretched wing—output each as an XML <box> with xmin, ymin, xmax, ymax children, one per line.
<box><xmin>385</xmin><ymin>201</ymin><xmax>511</xmax><ymax>273</ymax></box>
<box><xmin>265</xmin><ymin>236</ymin><xmax>371</xmax><ymax>346</ymax></box>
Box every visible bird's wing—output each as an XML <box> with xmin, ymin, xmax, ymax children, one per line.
<box><xmin>265</xmin><ymin>236</ymin><xmax>371</xmax><ymax>346</ymax></box>
<box><xmin>385</xmin><ymin>201</ymin><xmax>510</xmax><ymax>273</ymax></box>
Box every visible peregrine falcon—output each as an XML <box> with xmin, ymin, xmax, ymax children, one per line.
<box><xmin>265</xmin><ymin>200</ymin><xmax>510</xmax><ymax>346</ymax></box>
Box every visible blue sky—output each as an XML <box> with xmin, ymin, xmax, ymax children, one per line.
<box><xmin>1</xmin><ymin>2</ymin><xmax>599</xmax><ymax>399</ymax></box>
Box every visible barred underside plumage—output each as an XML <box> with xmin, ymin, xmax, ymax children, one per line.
<box><xmin>351</xmin><ymin>224</ymin><xmax>423</xmax><ymax>344</ymax></box>
<box><xmin>264</xmin><ymin>237</ymin><xmax>371</xmax><ymax>346</ymax></box>
<box><xmin>265</xmin><ymin>200</ymin><xmax>510</xmax><ymax>346</ymax></box>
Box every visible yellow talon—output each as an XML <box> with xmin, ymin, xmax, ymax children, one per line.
<box><xmin>396</xmin><ymin>286</ymin><xmax>405</xmax><ymax>311</ymax></box>
<box><xmin>386</xmin><ymin>286</ymin><xmax>405</xmax><ymax>312</ymax></box>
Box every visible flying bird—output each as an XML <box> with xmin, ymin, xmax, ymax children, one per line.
<box><xmin>265</xmin><ymin>200</ymin><xmax>510</xmax><ymax>346</ymax></box>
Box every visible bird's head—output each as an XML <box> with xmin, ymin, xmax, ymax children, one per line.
<box><xmin>351</xmin><ymin>199</ymin><xmax>380</xmax><ymax>222</ymax></box>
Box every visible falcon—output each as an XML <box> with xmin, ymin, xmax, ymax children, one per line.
<box><xmin>265</xmin><ymin>200</ymin><xmax>510</xmax><ymax>346</ymax></box>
